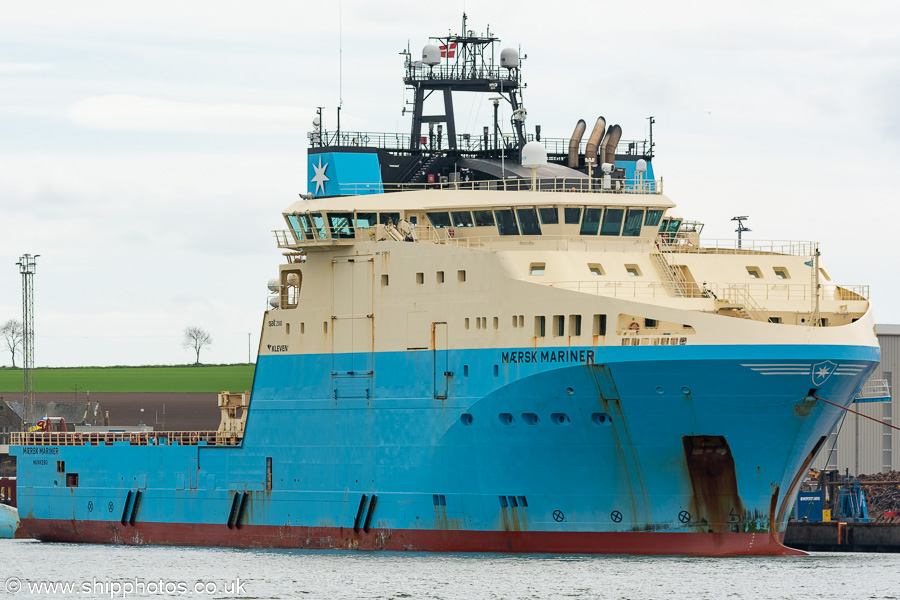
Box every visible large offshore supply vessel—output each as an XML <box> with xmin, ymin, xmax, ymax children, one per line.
<box><xmin>12</xmin><ymin>18</ymin><xmax>881</xmax><ymax>555</ymax></box>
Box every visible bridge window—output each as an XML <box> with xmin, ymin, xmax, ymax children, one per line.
<box><xmin>538</xmin><ymin>207</ymin><xmax>559</xmax><ymax>224</ymax></box>
<box><xmin>473</xmin><ymin>210</ymin><xmax>495</xmax><ymax>226</ymax></box>
<box><xmin>427</xmin><ymin>212</ymin><xmax>452</xmax><ymax>228</ymax></box>
<box><xmin>494</xmin><ymin>209</ymin><xmax>520</xmax><ymax>236</ymax></box>
<box><xmin>645</xmin><ymin>210</ymin><xmax>664</xmax><ymax>227</ymax></box>
<box><xmin>565</xmin><ymin>207</ymin><xmax>582</xmax><ymax>224</ymax></box>
<box><xmin>287</xmin><ymin>215</ymin><xmax>304</xmax><ymax>241</ymax></box>
<box><xmin>379</xmin><ymin>212</ymin><xmax>400</xmax><ymax>226</ymax></box>
<box><xmin>355</xmin><ymin>212</ymin><xmax>377</xmax><ymax>228</ymax></box>
<box><xmin>327</xmin><ymin>213</ymin><xmax>355</xmax><ymax>238</ymax></box>
<box><xmin>451</xmin><ymin>211</ymin><xmax>474</xmax><ymax>227</ymax></box>
<box><xmin>600</xmin><ymin>208</ymin><xmax>625</xmax><ymax>236</ymax></box>
<box><xmin>310</xmin><ymin>213</ymin><xmax>328</xmax><ymax>239</ymax></box>
<box><xmin>622</xmin><ymin>209</ymin><xmax>645</xmax><ymax>237</ymax></box>
<box><xmin>298</xmin><ymin>214</ymin><xmax>314</xmax><ymax>238</ymax></box>
<box><xmin>516</xmin><ymin>208</ymin><xmax>542</xmax><ymax>235</ymax></box>
<box><xmin>580</xmin><ymin>208</ymin><xmax>602</xmax><ymax>235</ymax></box>
<box><xmin>774</xmin><ymin>267</ymin><xmax>790</xmax><ymax>280</ymax></box>
<box><xmin>666</xmin><ymin>219</ymin><xmax>681</xmax><ymax>234</ymax></box>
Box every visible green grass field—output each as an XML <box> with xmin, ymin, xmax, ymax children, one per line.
<box><xmin>0</xmin><ymin>364</ymin><xmax>255</xmax><ymax>393</ymax></box>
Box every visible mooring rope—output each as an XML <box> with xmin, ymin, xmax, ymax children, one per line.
<box><xmin>813</xmin><ymin>394</ymin><xmax>900</xmax><ymax>432</ymax></box>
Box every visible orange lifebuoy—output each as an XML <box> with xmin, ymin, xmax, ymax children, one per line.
<box><xmin>628</xmin><ymin>322</ymin><xmax>640</xmax><ymax>332</ymax></box>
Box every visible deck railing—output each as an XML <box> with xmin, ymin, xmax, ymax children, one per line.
<box><xmin>544</xmin><ymin>280</ymin><xmax>869</xmax><ymax>302</ymax></box>
<box><xmin>10</xmin><ymin>430</ymin><xmax>242</xmax><ymax>447</ymax></box>
<box><xmin>339</xmin><ymin>176</ymin><xmax>662</xmax><ymax>195</ymax></box>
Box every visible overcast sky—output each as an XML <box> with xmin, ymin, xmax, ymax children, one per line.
<box><xmin>1</xmin><ymin>0</ymin><xmax>899</xmax><ymax>368</ymax></box>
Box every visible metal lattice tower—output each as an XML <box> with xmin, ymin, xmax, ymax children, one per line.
<box><xmin>17</xmin><ymin>253</ymin><xmax>38</xmax><ymax>426</ymax></box>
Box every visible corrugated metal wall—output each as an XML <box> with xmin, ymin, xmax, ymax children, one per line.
<box><xmin>813</xmin><ymin>326</ymin><xmax>898</xmax><ymax>475</ymax></box>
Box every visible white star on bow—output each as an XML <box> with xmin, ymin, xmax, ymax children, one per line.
<box><xmin>815</xmin><ymin>365</ymin><xmax>831</xmax><ymax>379</ymax></box>
<box><xmin>311</xmin><ymin>156</ymin><xmax>329</xmax><ymax>195</ymax></box>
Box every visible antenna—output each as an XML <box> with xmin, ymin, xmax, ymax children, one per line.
<box><xmin>732</xmin><ymin>216</ymin><xmax>750</xmax><ymax>249</ymax></box>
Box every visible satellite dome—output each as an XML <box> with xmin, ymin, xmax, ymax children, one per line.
<box><xmin>500</xmin><ymin>48</ymin><xmax>519</xmax><ymax>69</ymax></box>
<box><xmin>312</xmin><ymin>116</ymin><xmax>321</xmax><ymax>127</ymax></box>
<box><xmin>636</xmin><ymin>159</ymin><xmax>647</xmax><ymax>173</ymax></box>
<box><xmin>422</xmin><ymin>44</ymin><xmax>441</xmax><ymax>66</ymax></box>
<box><xmin>521</xmin><ymin>141</ymin><xmax>548</xmax><ymax>168</ymax></box>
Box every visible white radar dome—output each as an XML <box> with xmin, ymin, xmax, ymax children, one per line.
<box><xmin>636</xmin><ymin>159</ymin><xmax>647</xmax><ymax>173</ymax></box>
<box><xmin>521</xmin><ymin>141</ymin><xmax>548</xmax><ymax>168</ymax></box>
<box><xmin>267</xmin><ymin>278</ymin><xmax>281</xmax><ymax>292</ymax></box>
<box><xmin>312</xmin><ymin>116</ymin><xmax>320</xmax><ymax>127</ymax></box>
<box><xmin>500</xmin><ymin>48</ymin><xmax>519</xmax><ymax>69</ymax></box>
<box><xmin>422</xmin><ymin>45</ymin><xmax>441</xmax><ymax>66</ymax></box>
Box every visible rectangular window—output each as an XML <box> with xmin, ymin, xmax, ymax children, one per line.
<box><xmin>298</xmin><ymin>214</ymin><xmax>314</xmax><ymax>238</ymax></box>
<box><xmin>451</xmin><ymin>211</ymin><xmax>474</xmax><ymax>227</ymax></box>
<box><xmin>465</xmin><ymin>318</ymin><xmax>470</xmax><ymax>330</ymax></box>
<box><xmin>310</xmin><ymin>213</ymin><xmax>328</xmax><ymax>239</ymax></box>
<box><xmin>538</xmin><ymin>207</ymin><xmax>559</xmax><ymax>224</ymax></box>
<box><xmin>355</xmin><ymin>212</ymin><xmax>377</xmax><ymax>228</ymax></box>
<box><xmin>580</xmin><ymin>207</ymin><xmax>602</xmax><ymax>235</ymax></box>
<box><xmin>644</xmin><ymin>209</ymin><xmax>664</xmax><ymax>227</ymax></box>
<box><xmin>381</xmin><ymin>274</ymin><xmax>389</xmax><ymax>286</ymax></box>
<box><xmin>494</xmin><ymin>209</ymin><xmax>520</xmax><ymax>235</ymax></box>
<box><xmin>328</xmin><ymin>212</ymin><xmax>355</xmax><ymax>238</ymax></box>
<box><xmin>493</xmin><ymin>317</ymin><xmax>499</xmax><ymax>330</ymax></box>
<box><xmin>535</xmin><ymin>316</ymin><xmax>546</xmax><ymax>337</ymax></box>
<box><xmin>416</xmin><ymin>272</ymin><xmax>424</xmax><ymax>284</ymax></box>
<box><xmin>66</xmin><ymin>473</ymin><xmax>79</xmax><ymax>487</ymax></box>
<box><xmin>436</xmin><ymin>271</ymin><xmax>445</xmax><ymax>283</ymax></box>
<box><xmin>379</xmin><ymin>212</ymin><xmax>401</xmax><ymax>226</ymax></box>
<box><xmin>774</xmin><ymin>267</ymin><xmax>790</xmax><ymax>280</ymax></box>
<box><xmin>622</xmin><ymin>209</ymin><xmax>645</xmax><ymax>236</ymax></box>
<box><xmin>768</xmin><ymin>316</ymin><xmax>782</xmax><ymax>324</ymax></box>
<box><xmin>593</xmin><ymin>314</ymin><xmax>607</xmax><ymax>336</ymax></box>
<box><xmin>529</xmin><ymin>263</ymin><xmax>546</xmax><ymax>275</ymax></box>
<box><xmin>569</xmin><ymin>314</ymin><xmax>582</xmax><ymax>336</ymax></box>
<box><xmin>458</xmin><ymin>270</ymin><xmax>466</xmax><ymax>282</ymax></box>
<box><xmin>644</xmin><ymin>318</ymin><xmax>657</xmax><ymax>328</ymax></box>
<box><xmin>57</xmin><ymin>461</ymin><xmax>65</xmax><ymax>473</ymax></box>
<box><xmin>516</xmin><ymin>208</ymin><xmax>542</xmax><ymax>235</ymax></box>
<box><xmin>473</xmin><ymin>210</ymin><xmax>496</xmax><ymax>226</ymax></box>
<box><xmin>747</xmin><ymin>267</ymin><xmax>762</xmax><ymax>279</ymax></box>
<box><xmin>512</xmin><ymin>315</ymin><xmax>518</xmax><ymax>327</ymax></box>
<box><xmin>588</xmin><ymin>263</ymin><xmax>604</xmax><ymax>276</ymax></box>
<box><xmin>300</xmin><ymin>322</ymin><xmax>305</xmax><ymax>333</ymax></box>
<box><xmin>564</xmin><ymin>207</ymin><xmax>582</xmax><ymax>224</ymax></box>
<box><xmin>600</xmin><ymin>208</ymin><xmax>625</xmax><ymax>236</ymax></box>
<box><xmin>427</xmin><ymin>212</ymin><xmax>452</xmax><ymax>228</ymax></box>
<box><xmin>553</xmin><ymin>315</ymin><xmax>565</xmax><ymax>337</ymax></box>
<box><xmin>625</xmin><ymin>264</ymin><xmax>642</xmax><ymax>277</ymax></box>
<box><xmin>287</xmin><ymin>215</ymin><xmax>304</xmax><ymax>241</ymax></box>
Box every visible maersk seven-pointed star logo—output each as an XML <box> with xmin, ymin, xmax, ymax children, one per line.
<box><xmin>812</xmin><ymin>360</ymin><xmax>837</xmax><ymax>386</ymax></box>
<box><xmin>311</xmin><ymin>156</ymin><xmax>329</xmax><ymax>195</ymax></box>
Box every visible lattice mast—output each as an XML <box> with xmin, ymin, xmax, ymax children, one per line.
<box><xmin>17</xmin><ymin>253</ymin><xmax>38</xmax><ymax>426</ymax></box>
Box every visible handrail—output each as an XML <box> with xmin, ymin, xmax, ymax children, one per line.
<box><xmin>11</xmin><ymin>430</ymin><xmax>242</xmax><ymax>447</ymax></box>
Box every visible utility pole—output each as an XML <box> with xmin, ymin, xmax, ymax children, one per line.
<box><xmin>16</xmin><ymin>254</ymin><xmax>38</xmax><ymax>426</ymax></box>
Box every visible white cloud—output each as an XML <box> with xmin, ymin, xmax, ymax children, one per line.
<box><xmin>67</xmin><ymin>95</ymin><xmax>309</xmax><ymax>135</ymax></box>
<box><xmin>0</xmin><ymin>62</ymin><xmax>56</xmax><ymax>74</ymax></box>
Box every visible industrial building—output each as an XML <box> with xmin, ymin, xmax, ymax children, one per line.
<box><xmin>814</xmin><ymin>324</ymin><xmax>898</xmax><ymax>474</ymax></box>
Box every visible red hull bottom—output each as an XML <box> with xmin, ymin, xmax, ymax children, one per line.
<box><xmin>21</xmin><ymin>519</ymin><xmax>805</xmax><ymax>556</ymax></box>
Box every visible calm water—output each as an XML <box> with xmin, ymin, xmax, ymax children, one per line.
<box><xmin>1</xmin><ymin>538</ymin><xmax>898</xmax><ymax>599</ymax></box>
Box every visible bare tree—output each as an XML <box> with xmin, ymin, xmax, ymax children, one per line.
<box><xmin>1</xmin><ymin>319</ymin><xmax>23</xmax><ymax>368</ymax></box>
<box><xmin>182</xmin><ymin>326</ymin><xmax>213</xmax><ymax>364</ymax></box>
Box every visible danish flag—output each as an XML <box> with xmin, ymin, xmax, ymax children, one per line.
<box><xmin>440</xmin><ymin>43</ymin><xmax>457</xmax><ymax>58</ymax></box>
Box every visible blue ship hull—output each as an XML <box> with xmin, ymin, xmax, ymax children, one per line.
<box><xmin>12</xmin><ymin>342</ymin><xmax>877</xmax><ymax>554</ymax></box>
